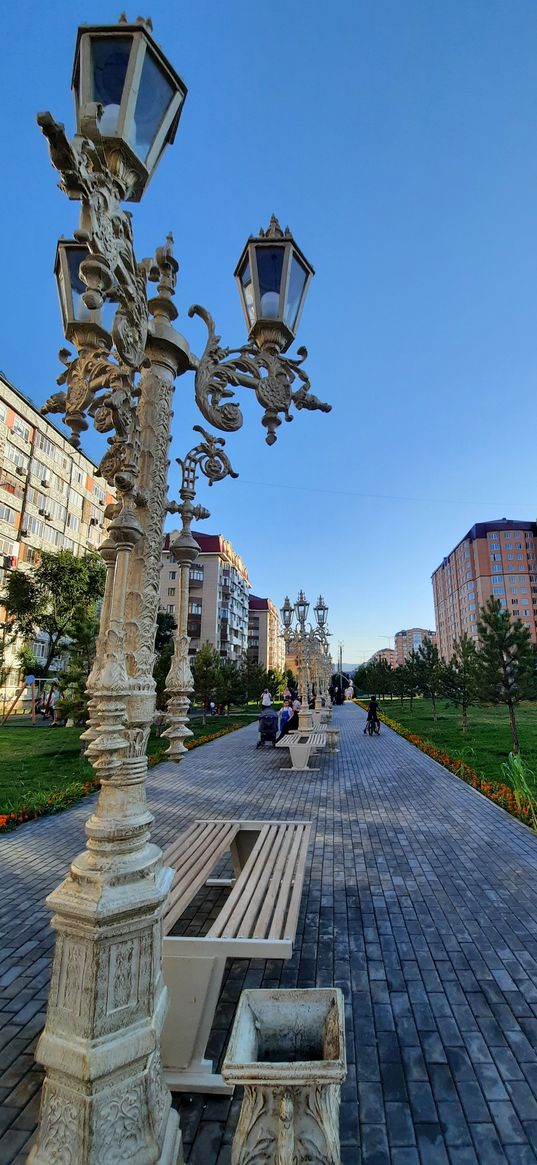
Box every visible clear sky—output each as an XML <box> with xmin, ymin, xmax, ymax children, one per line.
<box><xmin>3</xmin><ymin>0</ymin><xmax>537</xmax><ymax>663</ymax></box>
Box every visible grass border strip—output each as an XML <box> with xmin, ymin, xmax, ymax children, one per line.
<box><xmin>0</xmin><ymin>721</ymin><xmax>248</xmax><ymax>834</ymax></box>
<box><xmin>355</xmin><ymin>700</ymin><xmax>535</xmax><ymax>830</ymax></box>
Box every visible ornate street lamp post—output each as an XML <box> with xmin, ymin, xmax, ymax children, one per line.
<box><xmin>31</xmin><ymin>17</ymin><xmax>330</xmax><ymax>1165</ymax></box>
<box><xmin>164</xmin><ymin>428</ymin><xmax>237</xmax><ymax>760</ymax></box>
<box><xmin>280</xmin><ymin>593</ymin><xmax>332</xmax><ymax>724</ymax></box>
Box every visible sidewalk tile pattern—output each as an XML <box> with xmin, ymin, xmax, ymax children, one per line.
<box><xmin>2</xmin><ymin>707</ymin><xmax>537</xmax><ymax>1162</ymax></box>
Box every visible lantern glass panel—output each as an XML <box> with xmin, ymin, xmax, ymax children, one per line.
<box><xmin>65</xmin><ymin>247</ymin><xmax>90</xmax><ymax>322</ymax></box>
<box><xmin>91</xmin><ymin>37</ymin><xmax>132</xmax><ymax>135</ymax></box>
<box><xmin>240</xmin><ymin>259</ymin><xmax>256</xmax><ymax>325</ymax></box>
<box><xmin>284</xmin><ymin>254</ymin><xmax>308</xmax><ymax>330</ymax></box>
<box><xmin>131</xmin><ymin>49</ymin><xmax>175</xmax><ymax>160</ymax></box>
<box><xmin>255</xmin><ymin>246</ymin><xmax>284</xmax><ymax>320</ymax></box>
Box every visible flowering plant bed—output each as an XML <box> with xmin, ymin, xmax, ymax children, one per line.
<box><xmin>356</xmin><ymin>700</ymin><xmax>536</xmax><ymax>829</ymax></box>
<box><xmin>0</xmin><ymin>720</ymin><xmax>249</xmax><ymax>833</ymax></box>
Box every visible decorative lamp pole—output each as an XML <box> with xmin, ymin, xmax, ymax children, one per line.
<box><xmin>294</xmin><ymin>591</ymin><xmax>312</xmax><ymax>730</ymax></box>
<box><xmin>164</xmin><ymin>428</ymin><xmax>237</xmax><ymax>760</ymax></box>
<box><xmin>31</xmin><ymin>17</ymin><xmax>331</xmax><ymax>1165</ymax></box>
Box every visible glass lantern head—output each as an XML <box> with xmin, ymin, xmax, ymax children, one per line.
<box><xmin>295</xmin><ymin>590</ymin><xmax>309</xmax><ymax>625</ymax></box>
<box><xmin>72</xmin><ymin>18</ymin><xmax>187</xmax><ymax>201</ymax></box>
<box><xmin>234</xmin><ymin>216</ymin><xmax>314</xmax><ymax>353</ymax></box>
<box><xmin>280</xmin><ymin>596</ymin><xmax>293</xmax><ymax>629</ymax></box>
<box><xmin>55</xmin><ymin>240</ymin><xmax>119</xmax><ymax>345</ymax></box>
<box><xmin>314</xmin><ymin>595</ymin><xmax>328</xmax><ymax>627</ymax></box>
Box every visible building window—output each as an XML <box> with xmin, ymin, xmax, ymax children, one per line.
<box><xmin>0</xmin><ymin>502</ymin><xmax>16</xmax><ymax>525</ymax></box>
<box><xmin>167</xmin><ymin>604</ymin><xmax>175</xmax><ymax>613</ymax></box>
<box><xmin>169</xmin><ymin>570</ymin><xmax>176</xmax><ymax>580</ymax></box>
<box><xmin>12</xmin><ymin>417</ymin><xmax>31</xmax><ymax>442</ymax></box>
<box><xmin>167</xmin><ymin>587</ymin><xmax>176</xmax><ymax>597</ymax></box>
<box><xmin>4</xmin><ymin>442</ymin><xmax>28</xmax><ymax>471</ymax></box>
<box><xmin>492</xmin><ymin>565</ymin><xmax>502</xmax><ymax>573</ymax></box>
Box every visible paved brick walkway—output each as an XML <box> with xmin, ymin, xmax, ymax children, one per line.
<box><xmin>3</xmin><ymin>707</ymin><xmax>537</xmax><ymax>1163</ymax></box>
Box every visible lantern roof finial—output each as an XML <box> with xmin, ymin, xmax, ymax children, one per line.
<box><xmin>259</xmin><ymin>215</ymin><xmax>292</xmax><ymax>240</ymax></box>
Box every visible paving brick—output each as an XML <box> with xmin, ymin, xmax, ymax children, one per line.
<box><xmin>3</xmin><ymin>707</ymin><xmax>537</xmax><ymax>1163</ymax></box>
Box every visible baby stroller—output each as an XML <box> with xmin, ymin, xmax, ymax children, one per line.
<box><xmin>256</xmin><ymin>707</ymin><xmax>278</xmax><ymax>748</ymax></box>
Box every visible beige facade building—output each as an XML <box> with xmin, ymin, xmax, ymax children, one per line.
<box><xmin>0</xmin><ymin>372</ymin><xmax>114</xmax><ymax>701</ymax></box>
<box><xmin>248</xmin><ymin>595</ymin><xmax>286</xmax><ymax>673</ymax></box>
<box><xmin>368</xmin><ymin>647</ymin><xmax>396</xmax><ymax>669</ymax></box>
<box><xmin>394</xmin><ymin>627</ymin><xmax>436</xmax><ymax>666</ymax></box>
<box><xmin>161</xmin><ymin>530</ymin><xmax>250</xmax><ymax>661</ymax></box>
<box><xmin>432</xmin><ymin>519</ymin><xmax>537</xmax><ymax>661</ymax></box>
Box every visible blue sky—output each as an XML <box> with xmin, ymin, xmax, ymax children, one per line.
<box><xmin>3</xmin><ymin>1</ymin><xmax>537</xmax><ymax>662</ymax></box>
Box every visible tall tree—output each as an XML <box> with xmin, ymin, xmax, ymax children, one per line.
<box><xmin>216</xmin><ymin>660</ymin><xmax>245</xmax><ymax>712</ymax></box>
<box><xmin>393</xmin><ymin>665</ymin><xmax>406</xmax><ymax>708</ymax></box>
<box><xmin>403</xmin><ymin>651</ymin><xmax>420</xmax><ymax>711</ymax></box>
<box><xmin>477</xmin><ymin>597</ymin><xmax>535</xmax><ymax>753</ymax></box>
<box><xmin>415</xmin><ymin>637</ymin><xmax>444</xmax><ymax>720</ymax></box>
<box><xmin>2</xmin><ymin>550</ymin><xmax>105</xmax><ymax>674</ymax></box>
<box><xmin>56</xmin><ymin>603</ymin><xmax>101</xmax><ymax>723</ymax></box>
<box><xmin>442</xmin><ymin>633</ymin><xmax>479</xmax><ymax>733</ymax></box>
<box><xmin>241</xmin><ymin>657</ymin><xmax>269</xmax><ymax>703</ymax></box>
<box><xmin>191</xmin><ymin>641</ymin><xmax>221</xmax><ymax>709</ymax></box>
<box><xmin>153</xmin><ymin>612</ymin><xmax>177</xmax><ymax>711</ymax></box>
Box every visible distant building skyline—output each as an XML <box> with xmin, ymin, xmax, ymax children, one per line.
<box><xmin>432</xmin><ymin>519</ymin><xmax>537</xmax><ymax>661</ymax></box>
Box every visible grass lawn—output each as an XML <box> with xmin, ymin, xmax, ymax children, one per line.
<box><xmin>0</xmin><ymin>710</ymin><xmax>258</xmax><ymax>817</ymax></box>
<box><xmin>377</xmin><ymin>698</ymin><xmax>537</xmax><ymax>790</ymax></box>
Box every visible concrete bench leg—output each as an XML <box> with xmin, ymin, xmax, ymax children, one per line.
<box><xmin>287</xmin><ymin>742</ymin><xmax>319</xmax><ymax>771</ymax></box>
<box><xmin>162</xmin><ymin>945</ymin><xmax>233</xmax><ymax>1094</ymax></box>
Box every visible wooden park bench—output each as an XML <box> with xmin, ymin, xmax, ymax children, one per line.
<box><xmin>276</xmin><ymin>729</ymin><xmax>326</xmax><ymax>771</ymax></box>
<box><xmin>161</xmin><ymin>818</ymin><xmax>311</xmax><ymax>1093</ymax></box>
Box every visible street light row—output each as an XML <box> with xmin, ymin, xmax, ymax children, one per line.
<box><xmin>280</xmin><ymin>592</ymin><xmax>332</xmax><ymax>730</ymax></box>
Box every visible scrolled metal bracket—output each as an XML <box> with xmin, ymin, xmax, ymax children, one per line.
<box><xmin>189</xmin><ymin>305</ymin><xmax>331</xmax><ymax>446</ymax></box>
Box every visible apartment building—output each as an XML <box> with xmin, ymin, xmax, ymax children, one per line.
<box><xmin>0</xmin><ymin>372</ymin><xmax>114</xmax><ymax>700</ymax></box>
<box><xmin>432</xmin><ymin>519</ymin><xmax>537</xmax><ymax>661</ymax></box>
<box><xmin>248</xmin><ymin>595</ymin><xmax>286</xmax><ymax>673</ymax></box>
<box><xmin>161</xmin><ymin>530</ymin><xmax>250</xmax><ymax>661</ymax></box>
<box><xmin>368</xmin><ymin>647</ymin><xmax>396</xmax><ymax>669</ymax></box>
<box><xmin>394</xmin><ymin>627</ymin><xmax>436</xmax><ymax>666</ymax></box>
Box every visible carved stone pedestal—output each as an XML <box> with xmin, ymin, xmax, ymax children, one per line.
<box><xmin>222</xmin><ymin>988</ymin><xmax>346</xmax><ymax>1165</ymax></box>
<box><xmin>326</xmin><ymin>727</ymin><xmax>340</xmax><ymax>752</ymax></box>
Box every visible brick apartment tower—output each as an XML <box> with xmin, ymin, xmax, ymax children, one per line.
<box><xmin>248</xmin><ymin>595</ymin><xmax>286</xmax><ymax>672</ymax></box>
<box><xmin>432</xmin><ymin>519</ymin><xmax>537</xmax><ymax>661</ymax></box>
<box><xmin>394</xmin><ymin>628</ymin><xmax>436</xmax><ymax>666</ymax></box>
<box><xmin>161</xmin><ymin>530</ymin><xmax>251</xmax><ymax>661</ymax></box>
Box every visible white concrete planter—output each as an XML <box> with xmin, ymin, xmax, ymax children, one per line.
<box><xmin>325</xmin><ymin>727</ymin><xmax>340</xmax><ymax>753</ymax></box>
<box><xmin>222</xmin><ymin>988</ymin><xmax>346</xmax><ymax>1165</ymax></box>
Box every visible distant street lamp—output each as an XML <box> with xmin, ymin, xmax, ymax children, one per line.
<box><xmin>31</xmin><ymin>16</ymin><xmax>330</xmax><ymax>1165</ymax></box>
<box><xmin>281</xmin><ymin>592</ymin><xmax>332</xmax><ymax>726</ymax></box>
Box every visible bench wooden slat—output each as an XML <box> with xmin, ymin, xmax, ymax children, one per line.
<box><xmin>266</xmin><ymin>824</ymin><xmax>307</xmax><ymax>940</ymax></box>
<box><xmin>166</xmin><ymin>822</ymin><xmax>235</xmax><ymax>894</ymax></box>
<box><xmin>163</xmin><ymin>821</ymin><xmax>219</xmax><ymax>871</ymax></box>
<box><xmin>205</xmin><ymin>824</ymin><xmax>272</xmax><ymax>941</ymax></box>
<box><xmin>277</xmin><ymin>825</ymin><xmax>310</xmax><ymax>940</ymax></box>
<box><xmin>253</xmin><ymin>824</ymin><xmax>299</xmax><ymax>939</ymax></box>
<box><xmin>164</xmin><ymin>822</ymin><xmax>239</xmax><ymax>933</ymax></box>
<box><xmin>233</xmin><ymin>826</ymin><xmax>294</xmax><ymax>939</ymax></box>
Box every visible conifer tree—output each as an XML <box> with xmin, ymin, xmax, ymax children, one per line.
<box><xmin>477</xmin><ymin>597</ymin><xmax>535</xmax><ymax>754</ymax></box>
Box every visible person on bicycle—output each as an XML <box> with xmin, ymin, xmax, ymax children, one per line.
<box><xmin>364</xmin><ymin>695</ymin><xmax>380</xmax><ymax>735</ymax></box>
